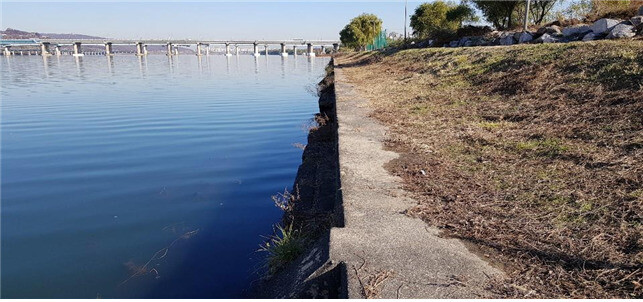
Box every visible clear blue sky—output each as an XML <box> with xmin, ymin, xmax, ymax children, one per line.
<box><xmin>1</xmin><ymin>1</ymin><xmax>430</xmax><ymax>40</ymax></box>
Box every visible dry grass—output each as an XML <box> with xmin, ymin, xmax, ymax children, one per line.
<box><xmin>336</xmin><ymin>40</ymin><xmax>642</xmax><ymax>298</ymax></box>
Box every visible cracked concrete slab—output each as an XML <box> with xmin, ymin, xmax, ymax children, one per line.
<box><xmin>329</xmin><ymin>65</ymin><xmax>503</xmax><ymax>299</ymax></box>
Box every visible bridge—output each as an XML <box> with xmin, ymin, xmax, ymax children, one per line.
<box><xmin>1</xmin><ymin>39</ymin><xmax>341</xmax><ymax>57</ymax></box>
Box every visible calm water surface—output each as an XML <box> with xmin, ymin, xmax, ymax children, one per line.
<box><xmin>1</xmin><ymin>54</ymin><xmax>329</xmax><ymax>298</ymax></box>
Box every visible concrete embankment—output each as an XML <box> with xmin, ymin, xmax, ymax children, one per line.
<box><xmin>328</xmin><ymin>61</ymin><xmax>502</xmax><ymax>298</ymax></box>
<box><xmin>256</xmin><ymin>58</ymin><xmax>502</xmax><ymax>298</ymax></box>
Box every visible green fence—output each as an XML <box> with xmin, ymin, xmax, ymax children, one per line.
<box><xmin>366</xmin><ymin>30</ymin><xmax>388</xmax><ymax>51</ymax></box>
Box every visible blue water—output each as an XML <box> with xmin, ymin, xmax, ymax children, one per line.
<box><xmin>1</xmin><ymin>54</ymin><xmax>329</xmax><ymax>298</ymax></box>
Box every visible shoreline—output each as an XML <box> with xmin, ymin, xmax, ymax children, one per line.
<box><xmin>255</xmin><ymin>57</ymin><xmax>503</xmax><ymax>298</ymax></box>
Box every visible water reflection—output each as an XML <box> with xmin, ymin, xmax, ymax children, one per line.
<box><xmin>167</xmin><ymin>55</ymin><xmax>175</xmax><ymax>74</ymax></box>
<box><xmin>74</xmin><ymin>56</ymin><xmax>85</xmax><ymax>78</ymax></box>
<box><xmin>253</xmin><ymin>56</ymin><xmax>259</xmax><ymax>74</ymax></box>
<box><xmin>1</xmin><ymin>54</ymin><xmax>331</xmax><ymax>298</ymax></box>
<box><xmin>138</xmin><ymin>56</ymin><xmax>148</xmax><ymax>77</ymax></box>
<box><xmin>197</xmin><ymin>55</ymin><xmax>203</xmax><ymax>74</ymax></box>
<box><xmin>107</xmin><ymin>55</ymin><xmax>114</xmax><ymax>75</ymax></box>
<box><xmin>280</xmin><ymin>56</ymin><xmax>286</xmax><ymax>79</ymax></box>
<box><xmin>307</xmin><ymin>56</ymin><xmax>314</xmax><ymax>73</ymax></box>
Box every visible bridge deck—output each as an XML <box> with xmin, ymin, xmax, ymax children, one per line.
<box><xmin>2</xmin><ymin>39</ymin><xmax>339</xmax><ymax>46</ymax></box>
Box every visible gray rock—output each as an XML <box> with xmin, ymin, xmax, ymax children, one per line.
<box><xmin>631</xmin><ymin>16</ymin><xmax>643</xmax><ymax>27</ymax></box>
<box><xmin>513</xmin><ymin>32</ymin><xmax>523</xmax><ymax>40</ymax></box>
<box><xmin>606</xmin><ymin>24</ymin><xmax>636</xmax><ymax>39</ymax></box>
<box><xmin>591</xmin><ymin>18</ymin><xmax>620</xmax><ymax>34</ymax></box>
<box><xmin>449</xmin><ymin>40</ymin><xmax>459</xmax><ymax>47</ymax></box>
<box><xmin>458</xmin><ymin>37</ymin><xmax>474</xmax><ymax>47</ymax></box>
<box><xmin>534</xmin><ymin>33</ymin><xmax>559</xmax><ymax>43</ymax></box>
<box><xmin>582</xmin><ymin>32</ymin><xmax>597</xmax><ymax>41</ymax></box>
<box><xmin>518</xmin><ymin>32</ymin><xmax>534</xmax><ymax>43</ymax></box>
<box><xmin>562</xmin><ymin>25</ymin><xmax>592</xmax><ymax>37</ymax></box>
<box><xmin>639</xmin><ymin>5</ymin><xmax>643</xmax><ymax>16</ymax></box>
<box><xmin>477</xmin><ymin>37</ymin><xmax>489</xmax><ymax>46</ymax></box>
<box><xmin>537</xmin><ymin>25</ymin><xmax>562</xmax><ymax>35</ymax></box>
<box><xmin>499</xmin><ymin>35</ymin><xmax>514</xmax><ymax>45</ymax></box>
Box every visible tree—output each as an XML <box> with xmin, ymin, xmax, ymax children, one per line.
<box><xmin>563</xmin><ymin>0</ymin><xmax>592</xmax><ymax>19</ymax></box>
<box><xmin>530</xmin><ymin>0</ymin><xmax>559</xmax><ymax>25</ymax></box>
<box><xmin>472</xmin><ymin>0</ymin><xmax>520</xmax><ymax>29</ymax></box>
<box><xmin>339</xmin><ymin>14</ymin><xmax>383</xmax><ymax>51</ymax></box>
<box><xmin>410</xmin><ymin>1</ymin><xmax>477</xmax><ymax>39</ymax></box>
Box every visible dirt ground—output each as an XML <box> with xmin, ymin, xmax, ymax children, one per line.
<box><xmin>335</xmin><ymin>40</ymin><xmax>642</xmax><ymax>298</ymax></box>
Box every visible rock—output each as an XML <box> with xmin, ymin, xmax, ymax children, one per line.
<box><xmin>631</xmin><ymin>16</ymin><xmax>643</xmax><ymax>27</ymax></box>
<box><xmin>499</xmin><ymin>36</ymin><xmax>514</xmax><ymax>45</ymax></box>
<box><xmin>499</xmin><ymin>32</ymin><xmax>515</xmax><ymax>45</ymax></box>
<box><xmin>537</xmin><ymin>25</ymin><xmax>562</xmax><ymax>35</ymax></box>
<box><xmin>591</xmin><ymin>18</ymin><xmax>620</xmax><ymax>34</ymax></box>
<box><xmin>513</xmin><ymin>32</ymin><xmax>523</xmax><ymax>40</ymax></box>
<box><xmin>582</xmin><ymin>32</ymin><xmax>596</xmax><ymax>41</ymax></box>
<box><xmin>534</xmin><ymin>33</ymin><xmax>559</xmax><ymax>43</ymax></box>
<box><xmin>472</xmin><ymin>37</ymin><xmax>488</xmax><ymax>46</ymax></box>
<box><xmin>488</xmin><ymin>31</ymin><xmax>502</xmax><ymax>39</ymax></box>
<box><xmin>639</xmin><ymin>5</ymin><xmax>643</xmax><ymax>15</ymax></box>
<box><xmin>457</xmin><ymin>37</ymin><xmax>474</xmax><ymax>47</ymax></box>
<box><xmin>449</xmin><ymin>40</ymin><xmax>459</xmax><ymax>47</ymax></box>
<box><xmin>606</xmin><ymin>24</ymin><xmax>636</xmax><ymax>39</ymax></box>
<box><xmin>562</xmin><ymin>25</ymin><xmax>592</xmax><ymax>37</ymax></box>
<box><xmin>518</xmin><ymin>32</ymin><xmax>533</xmax><ymax>43</ymax></box>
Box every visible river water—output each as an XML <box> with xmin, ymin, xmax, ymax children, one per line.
<box><xmin>1</xmin><ymin>54</ymin><xmax>329</xmax><ymax>298</ymax></box>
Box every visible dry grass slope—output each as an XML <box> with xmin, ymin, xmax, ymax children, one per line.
<box><xmin>337</xmin><ymin>40</ymin><xmax>642</xmax><ymax>298</ymax></box>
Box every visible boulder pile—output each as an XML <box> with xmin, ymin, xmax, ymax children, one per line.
<box><xmin>446</xmin><ymin>7</ymin><xmax>643</xmax><ymax>47</ymax></box>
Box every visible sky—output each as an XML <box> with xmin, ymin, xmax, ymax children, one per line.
<box><xmin>1</xmin><ymin>1</ymin><xmax>431</xmax><ymax>40</ymax></box>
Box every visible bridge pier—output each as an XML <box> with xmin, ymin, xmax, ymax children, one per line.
<box><xmin>143</xmin><ymin>44</ymin><xmax>148</xmax><ymax>55</ymax></box>
<box><xmin>280</xmin><ymin>43</ymin><xmax>288</xmax><ymax>57</ymax></box>
<box><xmin>104</xmin><ymin>42</ymin><xmax>113</xmax><ymax>56</ymax></box>
<box><xmin>333</xmin><ymin>43</ymin><xmax>339</xmax><ymax>53</ymax></box>
<box><xmin>264</xmin><ymin>45</ymin><xmax>269</xmax><ymax>56</ymax></box>
<box><xmin>166</xmin><ymin>43</ymin><xmax>173</xmax><ymax>56</ymax></box>
<box><xmin>293</xmin><ymin>45</ymin><xmax>297</xmax><ymax>56</ymax></box>
<box><xmin>40</xmin><ymin>42</ymin><xmax>52</xmax><ymax>56</ymax></box>
<box><xmin>225</xmin><ymin>43</ymin><xmax>232</xmax><ymax>56</ymax></box>
<box><xmin>55</xmin><ymin>45</ymin><xmax>61</xmax><ymax>56</ymax></box>
<box><xmin>321</xmin><ymin>45</ymin><xmax>326</xmax><ymax>55</ymax></box>
<box><xmin>235</xmin><ymin>45</ymin><xmax>240</xmax><ymax>55</ymax></box>
<box><xmin>3</xmin><ymin>46</ymin><xmax>11</xmax><ymax>56</ymax></box>
<box><xmin>205</xmin><ymin>45</ymin><xmax>209</xmax><ymax>56</ymax></box>
<box><xmin>136</xmin><ymin>42</ymin><xmax>145</xmax><ymax>56</ymax></box>
<box><xmin>72</xmin><ymin>42</ymin><xmax>84</xmax><ymax>56</ymax></box>
<box><xmin>307</xmin><ymin>43</ymin><xmax>315</xmax><ymax>57</ymax></box>
<box><xmin>196</xmin><ymin>43</ymin><xmax>204</xmax><ymax>56</ymax></box>
<box><xmin>253</xmin><ymin>43</ymin><xmax>260</xmax><ymax>56</ymax></box>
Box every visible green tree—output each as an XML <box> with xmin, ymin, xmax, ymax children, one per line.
<box><xmin>339</xmin><ymin>14</ymin><xmax>383</xmax><ymax>51</ymax></box>
<box><xmin>472</xmin><ymin>0</ymin><xmax>520</xmax><ymax>29</ymax></box>
<box><xmin>410</xmin><ymin>1</ymin><xmax>477</xmax><ymax>39</ymax></box>
<box><xmin>530</xmin><ymin>0</ymin><xmax>559</xmax><ymax>25</ymax></box>
<box><xmin>563</xmin><ymin>0</ymin><xmax>592</xmax><ymax>19</ymax></box>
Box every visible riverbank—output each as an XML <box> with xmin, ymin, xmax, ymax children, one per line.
<box><xmin>254</xmin><ymin>61</ymin><xmax>345</xmax><ymax>298</ymax></box>
<box><xmin>329</xmin><ymin>63</ymin><xmax>502</xmax><ymax>298</ymax></box>
<box><xmin>257</xmin><ymin>58</ymin><xmax>504</xmax><ymax>298</ymax></box>
<box><xmin>335</xmin><ymin>40</ymin><xmax>642</xmax><ymax>298</ymax></box>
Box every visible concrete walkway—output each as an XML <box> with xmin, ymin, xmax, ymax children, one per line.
<box><xmin>329</xmin><ymin>66</ymin><xmax>503</xmax><ymax>298</ymax></box>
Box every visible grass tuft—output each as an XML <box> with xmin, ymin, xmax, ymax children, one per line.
<box><xmin>258</xmin><ymin>223</ymin><xmax>305</xmax><ymax>274</ymax></box>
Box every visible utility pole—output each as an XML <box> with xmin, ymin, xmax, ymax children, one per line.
<box><xmin>523</xmin><ymin>0</ymin><xmax>531</xmax><ymax>32</ymax></box>
<box><xmin>404</xmin><ymin>0</ymin><xmax>408</xmax><ymax>41</ymax></box>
